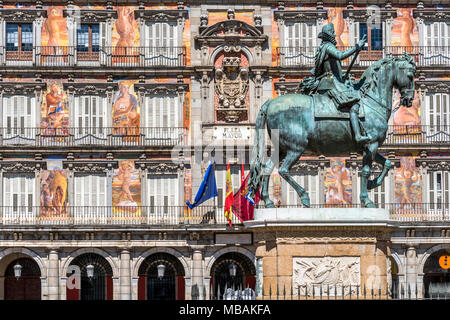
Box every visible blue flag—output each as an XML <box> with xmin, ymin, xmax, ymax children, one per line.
<box><xmin>186</xmin><ymin>162</ymin><xmax>218</xmax><ymax>209</ymax></box>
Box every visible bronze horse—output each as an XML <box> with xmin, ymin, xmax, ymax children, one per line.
<box><xmin>248</xmin><ymin>54</ymin><xmax>416</xmax><ymax>208</ymax></box>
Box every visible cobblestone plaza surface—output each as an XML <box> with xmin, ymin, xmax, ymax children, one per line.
<box><xmin>0</xmin><ymin>0</ymin><xmax>447</xmax><ymax>300</ymax></box>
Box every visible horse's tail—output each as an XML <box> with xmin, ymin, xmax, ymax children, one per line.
<box><xmin>248</xmin><ymin>99</ymin><xmax>271</xmax><ymax>192</ymax></box>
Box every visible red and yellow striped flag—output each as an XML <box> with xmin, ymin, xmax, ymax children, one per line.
<box><xmin>224</xmin><ymin>162</ymin><xmax>234</xmax><ymax>226</ymax></box>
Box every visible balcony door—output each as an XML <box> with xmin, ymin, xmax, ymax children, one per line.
<box><xmin>428</xmin><ymin>171</ymin><xmax>449</xmax><ymax>218</ymax></box>
<box><xmin>358</xmin><ymin>23</ymin><xmax>383</xmax><ymax>62</ymax></box>
<box><xmin>285</xmin><ymin>174</ymin><xmax>319</xmax><ymax>206</ymax></box>
<box><xmin>144</xmin><ymin>22</ymin><xmax>178</xmax><ymax>66</ymax></box>
<box><xmin>3</xmin><ymin>173</ymin><xmax>35</xmax><ymax>223</ymax></box>
<box><xmin>424</xmin><ymin>93</ymin><xmax>450</xmax><ymax>142</ymax></box>
<box><xmin>74</xmin><ymin>95</ymin><xmax>107</xmax><ymax>144</ymax></box>
<box><xmin>74</xmin><ymin>174</ymin><xmax>107</xmax><ymax>223</ymax></box>
<box><xmin>144</xmin><ymin>95</ymin><xmax>180</xmax><ymax>144</ymax></box>
<box><xmin>283</xmin><ymin>22</ymin><xmax>317</xmax><ymax>66</ymax></box>
<box><xmin>147</xmin><ymin>174</ymin><xmax>178</xmax><ymax>223</ymax></box>
<box><xmin>2</xmin><ymin>95</ymin><xmax>36</xmax><ymax>145</ymax></box>
<box><xmin>5</xmin><ymin>23</ymin><xmax>33</xmax><ymax>63</ymax></box>
<box><xmin>422</xmin><ymin>22</ymin><xmax>450</xmax><ymax>65</ymax></box>
<box><xmin>77</xmin><ymin>24</ymin><xmax>101</xmax><ymax>63</ymax></box>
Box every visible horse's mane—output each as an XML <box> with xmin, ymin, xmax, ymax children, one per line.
<box><xmin>356</xmin><ymin>54</ymin><xmax>416</xmax><ymax>92</ymax></box>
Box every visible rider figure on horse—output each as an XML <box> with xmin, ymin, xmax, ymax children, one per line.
<box><xmin>300</xmin><ymin>23</ymin><xmax>370</xmax><ymax>144</ymax></box>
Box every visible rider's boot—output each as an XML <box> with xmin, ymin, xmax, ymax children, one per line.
<box><xmin>350</xmin><ymin>109</ymin><xmax>370</xmax><ymax>144</ymax></box>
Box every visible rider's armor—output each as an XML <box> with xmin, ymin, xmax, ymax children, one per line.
<box><xmin>300</xmin><ymin>23</ymin><xmax>370</xmax><ymax>144</ymax></box>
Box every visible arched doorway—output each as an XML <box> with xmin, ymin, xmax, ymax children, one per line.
<box><xmin>210</xmin><ymin>252</ymin><xmax>256</xmax><ymax>300</ymax></box>
<box><xmin>424</xmin><ymin>249</ymin><xmax>450</xmax><ymax>298</ymax></box>
<box><xmin>138</xmin><ymin>253</ymin><xmax>185</xmax><ymax>300</ymax></box>
<box><xmin>66</xmin><ymin>253</ymin><xmax>113</xmax><ymax>300</ymax></box>
<box><xmin>389</xmin><ymin>257</ymin><xmax>400</xmax><ymax>298</ymax></box>
<box><xmin>4</xmin><ymin>258</ymin><xmax>41</xmax><ymax>300</ymax></box>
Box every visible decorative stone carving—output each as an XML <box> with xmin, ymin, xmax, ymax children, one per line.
<box><xmin>415</xmin><ymin>158</ymin><xmax>450</xmax><ymax>171</ymax></box>
<box><xmin>63</xmin><ymin>161</ymin><xmax>118</xmax><ymax>172</ymax></box>
<box><xmin>413</xmin><ymin>9</ymin><xmax>450</xmax><ymax>22</ymax></box>
<box><xmin>215</xmin><ymin>57</ymin><xmax>248</xmax><ymax>108</ymax></box>
<box><xmin>274</xmin><ymin>9</ymin><xmax>328</xmax><ymax>22</ymax></box>
<box><xmin>0</xmin><ymin>82</ymin><xmax>47</xmax><ymax>96</ymax></box>
<box><xmin>135</xmin><ymin>160</ymin><xmax>187</xmax><ymax>173</ymax></box>
<box><xmin>134</xmin><ymin>82</ymin><xmax>189</xmax><ymax>96</ymax></box>
<box><xmin>416</xmin><ymin>80</ymin><xmax>450</xmax><ymax>93</ymax></box>
<box><xmin>343</xmin><ymin>9</ymin><xmax>397</xmax><ymax>22</ymax></box>
<box><xmin>274</xmin><ymin>81</ymin><xmax>301</xmax><ymax>95</ymax></box>
<box><xmin>63</xmin><ymin>82</ymin><xmax>118</xmax><ymax>96</ymax></box>
<box><xmin>134</xmin><ymin>9</ymin><xmax>188</xmax><ymax>22</ymax></box>
<box><xmin>0</xmin><ymin>161</ymin><xmax>46</xmax><ymax>172</ymax></box>
<box><xmin>63</xmin><ymin>9</ymin><xmax>118</xmax><ymax>23</ymax></box>
<box><xmin>293</xmin><ymin>257</ymin><xmax>360</xmax><ymax>296</ymax></box>
<box><xmin>290</xmin><ymin>159</ymin><xmax>330</xmax><ymax>174</ymax></box>
<box><xmin>0</xmin><ymin>8</ymin><xmax>47</xmax><ymax>22</ymax></box>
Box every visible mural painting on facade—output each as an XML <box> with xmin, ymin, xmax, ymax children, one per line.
<box><xmin>112</xmin><ymin>80</ymin><xmax>140</xmax><ymax>141</ymax></box>
<box><xmin>326</xmin><ymin>7</ymin><xmax>349</xmax><ymax>47</ymax></box>
<box><xmin>112</xmin><ymin>6</ymin><xmax>140</xmax><ymax>65</ymax></box>
<box><xmin>40</xmin><ymin>158</ymin><xmax>68</xmax><ymax>219</ymax></box>
<box><xmin>392</xmin><ymin>89</ymin><xmax>422</xmax><ymax>142</ymax></box>
<box><xmin>41</xmin><ymin>82</ymin><xmax>69</xmax><ymax>140</ymax></box>
<box><xmin>112</xmin><ymin>159</ymin><xmax>141</xmax><ymax>217</ymax></box>
<box><xmin>391</xmin><ymin>8</ymin><xmax>419</xmax><ymax>47</ymax></box>
<box><xmin>394</xmin><ymin>157</ymin><xmax>422</xmax><ymax>213</ymax></box>
<box><xmin>272</xmin><ymin>169</ymin><xmax>282</xmax><ymax>207</ymax></box>
<box><xmin>324</xmin><ymin>158</ymin><xmax>352</xmax><ymax>205</ymax></box>
<box><xmin>41</xmin><ymin>6</ymin><xmax>68</xmax><ymax>64</ymax></box>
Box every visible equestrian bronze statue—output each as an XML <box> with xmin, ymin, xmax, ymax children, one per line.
<box><xmin>248</xmin><ymin>23</ymin><xmax>416</xmax><ymax>208</ymax></box>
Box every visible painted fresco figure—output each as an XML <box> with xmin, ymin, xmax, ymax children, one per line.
<box><xmin>300</xmin><ymin>23</ymin><xmax>370</xmax><ymax>144</ymax></box>
<box><xmin>112</xmin><ymin>84</ymin><xmax>140</xmax><ymax>140</ymax></box>
<box><xmin>45</xmin><ymin>83</ymin><xmax>66</xmax><ymax>134</ymax></box>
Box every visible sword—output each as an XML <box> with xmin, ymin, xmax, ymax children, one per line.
<box><xmin>342</xmin><ymin>36</ymin><xmax>366</xmax><ymax>82</ymax></box>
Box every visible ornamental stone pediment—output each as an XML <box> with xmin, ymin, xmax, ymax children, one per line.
<box><xmin>413</xmin><ymin>9</ymin><xmax>450</xmax><ymax>22</ymax></box>
<box><xmin>135</xmin><ymin>160</ymin><xmax>187</xmax><ymax>173</ymax></box>
<box><xmin>416</xmin><ymin>80</ymin><xmax>450</xmax><ymax>93</ymax></box>
<box><xmin>343</xmin><ymin>8</ymin><xmax>397</xmax><ymax>22</ymax></box>
<box><xmin>196</xmin><ymin>10</ymin><xmax>267</xmax><ymax>48</ymax></box>
<box><xmin>0</xmin><ymin>8</ymin><xmax>47</xmax><ymax>22</ymax></box>
<box><xmin>134</xmin><ymin>83</ymin><xmax>189</xmax><ymax>96</ymax></box>
<box><xmin>0</xmin><ymin>82</ymin><xmax>47</xmax><ymax>95</ymax></box>
<box><xmin>63</xmin><ymin>82</ymin><xmax>118</xmax><ymax>96</ymax></box>
<box><xmin>274</xmin><ymin>10</ymin><xmax>328</xmax><ymax>23</ymax></box>
<box><xmin>0</xmin><ymin>161</ymin><xmax>46</xmax><ymax>172</ymax></box>
<box><xmin>63</xmin><ymin>9</ymin><xmax>118</xmax><ymax>23</ymax></box>
<box><xmin>134</xmin><ymin>9</ymin><xmax>188</xmax><ymax>22</ymax></box>
<box><xmin>416</xmin><ymin>158</ymin><xmax>450</xmax><ymax>171</ymax></box>
<box><xmin>63</xmin><ymin>160</ymin><xmax>118</xmax><ymax>172</ymax></box>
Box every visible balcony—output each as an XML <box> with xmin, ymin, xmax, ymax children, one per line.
<box><xmin>0</xmin><ymin>127</ymin><xmax>187</xmax><ymax>148</ymax></box>
<box><xmin>0</xmin><ymin>46</ymin><xmax>187</xmax><ymax>68</ymax></box>
<box><xmin>276</xmin><ymin>46</ymin><xmax>450</xmax><ymax>68</ymax></box>
<box><xmin>0</xmin><ymin>203</ymin><xmax>448</xmax><ymax>226</ymax></box>
<box><xmin>383</xmin><ymin>125</ymin><xmax>450</xmax><ymax>145</ymax></box>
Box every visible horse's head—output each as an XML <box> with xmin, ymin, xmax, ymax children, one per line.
<box><xmin>394</xmin><ymin>53</ymin><xmax>416</xmax><ymax>107</ymax></box>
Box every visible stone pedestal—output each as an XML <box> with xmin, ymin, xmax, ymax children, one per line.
<box><xmin>244</xmin><ymin>208</ymin><xmax>394</xmax><ymax>299</ymax></box>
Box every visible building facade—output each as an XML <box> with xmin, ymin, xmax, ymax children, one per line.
<box><xmin>0</xmin><ymin>0</ymin><xmax>448</xmax><ymax>300</ymax></box>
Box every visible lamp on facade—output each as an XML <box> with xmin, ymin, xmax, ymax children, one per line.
<box><xmin>229</xmin><ymin>263</ymin><xmax>237</xmax><ymax>278</ymax></box>
<box><xmin>86</xmin><ymin>264</ymin><xmax>95</xmax><ymax>279</ymax></box>
<box><xmin>13</xmin><ymin>263</ymin><xmax>22</xmax><ymax>280</ymax></box>
<box><xmin>157</xmin><ymin>263</ymin><xmax>166</xmax><ymax>279</ymax></box>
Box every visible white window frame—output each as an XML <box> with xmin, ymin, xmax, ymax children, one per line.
<box><xmin>3</xmin><ymin>173</ymin><xmax>35</xmax><ymax>223</ymax></box>
<box><xmin>144</xmin><ymin>94</ymin><xmax>180</xmax><ymax>140</ymax></box>
<box><xmin>73</xmin><ymin>173</ymin><xmax>107</xmax><ymax>223</ymax></box>
<box><xmin>357</xmin><ymin>169</ymin><xmax>390</xmax><ymax>208</ymax></box>
<box><xmin>283</xmin><ymin>21</ymin><xmax>317</xmax><ymax>66</ymax></box>
<box><xmin>74</xmin><ymin>95</ymin><xmax>107</xmax><ymax>143</ymax></box>
<box><xmin>147</xmin><ymin>173</ymin><xmax>179</xmax><ymax>223</ymax></box>
<box><xmin>424</xmin><ymin>93</ymin><xmax>450</xmax><ymax>133</ymax></box>
<box><xmin>2</xmin><ymin>94</ymin><xmax>36</xmax><ymax>144</ymax></box>
<box><xmin>428</xmin><ymin>170</ymin><xmax>449</xmax><ymax>210</ymax></box>
<box><xmin>284</xmin><ymin>173</ymin><xmax>320</xmax><ymax>206</ymax></box>
<box><xmin>144</xmin><ymin>21</ymin><xmax>179</xmax><ymax>66</ymax></box>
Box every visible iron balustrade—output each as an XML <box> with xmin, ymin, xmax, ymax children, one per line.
<box><xmin>1</xmin><ymin>46</ymin><xmax>186</xmax><ymax>67</ymax></box>
<box><xmin>0</xmin><ymin>127</ymin><xmax>187</xmax><ymax>147</ymax></box>
<box><xmin>384</xmin><ymin>125</ymin><xmax>450</xmax><ymax>145</ymax></box>
<box><xmin>0</xmin><ymin>203</ymin><xmax>448</xmax><ymax>226</ymax></box>
<box><xmin>277</xmin><ymin>46</ymin><xmax>450</xmax><ymax>67</ymax></box>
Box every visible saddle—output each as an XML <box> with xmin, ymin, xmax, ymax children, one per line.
<box><xmin>312</xmin><ymin>93</ymin><xmax>365</xmax><ymax>120</ymax></box>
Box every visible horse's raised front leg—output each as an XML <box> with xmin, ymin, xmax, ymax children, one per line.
<box><xmin>367</xmin><ymin>153</ymin><xmax>392</xmax><ymax>190</ymax></box>
<box><xmin>261</xmin><ymin>158</ymin><xmax>275</xmax><ymax>208</ymax></box>
<box><xmin>360</xmin><ymin>142</ymin><xmax>378</xmax><ymax>208</ymax></box>
<box><xmin>278</xmin><ymin>150</ymin><xmax>310</xmax><ymax>208</ymax></box>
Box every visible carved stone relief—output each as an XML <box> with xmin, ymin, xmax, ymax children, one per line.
<box><xmin>293</xmin><ymin>256</ymin><xmax>360</xmax><ymax>296</ymax></box>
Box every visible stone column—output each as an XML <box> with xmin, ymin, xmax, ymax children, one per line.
<box><xmin>119</xmin><ymin>249</ymin><xmax>131</xmax><ymax>300</ymax></box>
<box><xmin>47</xmin><ymin>249</ymin><xmax>60</xmax><ymax>300</ymax></box>
<box><xmin>191</xmin><ymin>248</ymin><xmax>204</xmax><ymax>300</ymax></box>
<box><xmin>405</xmin><ymin>246</ymin><xmax>418</xmax><ymax>298</ymax></box>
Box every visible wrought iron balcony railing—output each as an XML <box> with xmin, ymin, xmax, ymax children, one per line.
<box><xmin>0</xmin><ymin>203</ymin><xmax>448</xmax><ymax>226</ymax></box>
<box><xmin>384</xmin><ymin>125</ymin><xmax>450</xmax><ymax>145</ymax></box>
<box><xmin>0</xmin><ymin>127</ymin><xmax>187</xmax><ymax>147</ymax></box>
<box><xmin>0</xmin><ymin>46</ymin><xmax>187</xmax><ymax>67</ymax></box>
<box><xmin>277</xmin><ymin>46</ymin><xmax>450</xmax><ymax>67</ymax></box>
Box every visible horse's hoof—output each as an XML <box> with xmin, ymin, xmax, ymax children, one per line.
<box><xmin>362</xmin><ymin>199</ymin><xmax>376</xmax><ymax>208</ymax></box>
<box><xmin>265</xmin><ymin>203</ymin><xmax>275</xmax><ymax>209</ymax></box>
<box><xmin>301</xmin><ymin>199</ymin><xmax>310</xmax><ymax>208</ymax></box>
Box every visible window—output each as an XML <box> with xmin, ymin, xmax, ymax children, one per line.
<box><xmin>147</xmin><ymin>174</ymin><xmax>178</xmax><ymax>214</ymax></box>
<box><xmin>359</xmin><ymin>23</ymin><xmax>383</xmax><ymax>50</ymax></box>
<box><xmin>283</xmin><ymin>22</ymin><xmax>317</xmax><ymax>66</ymax></box>
<box><xmin>5</xmin><ymin>23</ymin><xmax>32</xmax><ymax>61</ymax></box>
<box><xmin>77</xmin><ymin>24</ymin><xmax>100</xmax><ymax>52</ymax></box>
<box><xmin>2</xmin><ymin>95</ymin><xmax>36</xmax><ymax>143</ymax></box>
<box><xmin>3</xmin><ymin>173</ymin><xmax>35</xmax><ymax>212</ymax></box>
<box><xmin>424</xmin><ymin>22</ymin><xmax>450</xmax><ymax>47</ymax></box>
<box><xmin>425</xmin><ymin>93</ymin><xmax>450</xmax><ymax>133</ymax></box>
<box><xmin>74</xmin><ymin>95</ymin><xmax>107</xmax><ymax>139</ymax></box>
<box><xmin>285</xmin><ymin>174</ymin><xmax>319</xmax><ymax>206</ymax></box>
<box><xmin>144</xmin><ymin>21</ymin><xmax>179</xmax><ymax>66</ymax></box>
<box><xmin>144</xmin><ymin>95</ymin><xmax>180</xmax><ymax>140</ymax></box>
<box><xmin>74</xmin><ymin>174</ymin><xmax>107</xmax><ymax>207</ymax></box>
<box><xmin>428</xmin><ymin>171</ymin><xmax>449</xmax><ymax>208</ymax></box>
<box><xmin>6</xmin><ymin>23</ymin><xmax>32</xmax><ymax>52</ymax></box>
<box><xmin>357</xmin><ymin>170</ymin><xmax>390</xmax><ymax>207</ymax></box>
